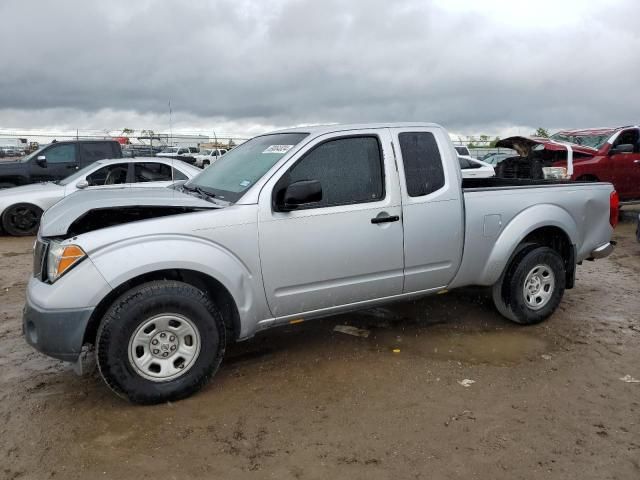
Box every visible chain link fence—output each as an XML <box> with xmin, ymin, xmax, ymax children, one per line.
<box><xmin>0</xmin><ymin>129</ymin><xmax>249</xmax><ymax>160</ymax></box>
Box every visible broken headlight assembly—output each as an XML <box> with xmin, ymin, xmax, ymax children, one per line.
<box><xmin>46</xmin><ymin>241</ymin><xmax>86</xmax><ymax>283</ymax></box>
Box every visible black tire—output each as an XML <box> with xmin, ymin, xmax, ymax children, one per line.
<box><xmin>492</xmin><ymin>246</ymin><xmax>565</xmax><ymax>325</ymax></box>
<box><xmin>96</xmin><ymin>280</ymin><xmax>226</xmax><ymax>404</ymax></box>
<box><xmin>1</xmin><ymin>203</ymin><xmax>42</xmax><ymax>236</ymax></box>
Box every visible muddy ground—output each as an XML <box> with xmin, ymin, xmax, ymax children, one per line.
<box><xmin>1</xmin><ymin>212</ymin><xmax>639</xmax><ymax>480</ymax></box>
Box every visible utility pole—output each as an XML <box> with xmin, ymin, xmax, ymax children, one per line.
<box><xmin>169</xmin><ymin>100</ymin><xmax>173</xmax><ymax>146</ymax></box>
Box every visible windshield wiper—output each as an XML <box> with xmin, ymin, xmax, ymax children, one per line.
<box><xmin>183</xmin><ymin>183</ymin><xmax>213</xmax><ymax>197</ymax></box>
<box><xmin>182</xmin><ymin>184</ymin><xmax>229</xmax><ymax>206</ymax></box>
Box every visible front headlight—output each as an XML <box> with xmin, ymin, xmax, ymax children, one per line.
<box><xmin>47</xmin><ymin>242</ymin><xmax>86</xmax><ymax>283</ymax></box>
<box><xmin>542</xmin><ymin>167</ymin><xmax>569</xmax><ymax>180</ymax></box>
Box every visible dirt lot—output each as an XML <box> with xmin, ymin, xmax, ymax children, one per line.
<box><xmin>1</xmin><ymin>212</ymin><xmax>639</xmax><ymax>480</ymax></box>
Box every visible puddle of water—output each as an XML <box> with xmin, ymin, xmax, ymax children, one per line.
<box><xmin>373</xmin><ymin>327</ymin><xmax>549</xmax><ymax>365</ymax></box>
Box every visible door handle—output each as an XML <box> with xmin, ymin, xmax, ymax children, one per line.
<box><xmin>634</xmin><ymin>159</ymin><xmax>640</xmax><ymax>164</ymax></box>
<box><xmin>371</xmin><ymin>215</ymin><xmax>400</xmax><ymax>224</ymax></box>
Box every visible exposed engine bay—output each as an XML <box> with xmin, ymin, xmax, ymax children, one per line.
<box><xmin>65</xmin><ymin>206</ymin><xmax>210</xmax><ymax>237</ymax></box>
<box><xmin>494</xmin><ymin>136</ymin><xmax>592</xmax><ymax>180</ymax></box>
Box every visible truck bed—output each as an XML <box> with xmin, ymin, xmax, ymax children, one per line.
<box><xmin>450</xmin><ymin>180</ymin><xmax>614</xmax><ymax>289</ymax></box>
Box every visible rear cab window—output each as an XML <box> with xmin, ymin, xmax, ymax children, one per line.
<box><xmin>80</xmin><ymin>142</ymin><xmax>115</xmax><ymax>164</ymax></box>
<box><xmin>398</xmin><ymin>132</ymin><xmax>445</xmax><ymax>197</ymax></box>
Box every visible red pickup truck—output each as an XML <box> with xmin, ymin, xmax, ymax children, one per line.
<box><xmin>496</xmin><ymin>126</ymin><xmax>640</xmax><ymax>202</ymax></box>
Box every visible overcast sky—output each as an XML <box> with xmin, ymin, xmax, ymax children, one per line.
<box><xmin>0</xmin><ymin>0</ymin><xmax>638</xmax><ymax>139</ymax></box>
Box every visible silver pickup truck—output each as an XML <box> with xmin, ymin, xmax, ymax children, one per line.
<box><xmin>23</xmin><ymin>123</ymin><xmax>618</xmax><ymax>404</ymax></box>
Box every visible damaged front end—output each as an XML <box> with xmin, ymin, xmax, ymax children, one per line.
<box><xmin>39</xmin><ymin>186</ymin><xmax>219</xmax><ymax>238</ymax></box>
<box><xmin>494</xmin><ymin>136</ymin><xmax>595</xmax><ymax>180</ymax></box>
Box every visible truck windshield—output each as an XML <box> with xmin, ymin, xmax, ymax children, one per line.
<box><xmin>549</xmin><ymin>131</ymin><xmax>613</xmax><ymax>149</ymax></box>
<box><xmin>161</xmin><ymin>147</ymin><xmax>179</xmax><ymax>154</ymax></box>
<box><xmin>185</xmin><ymin>133</ymin><xmax>308</xmax><ymax>203</ymax></box>
<box><xmin>19</xmin><ymin>145</ymin><xmax>48</xmax><ymax>163</ymax></box>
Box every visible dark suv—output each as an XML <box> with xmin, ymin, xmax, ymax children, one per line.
<box><xmin>0</xmin><ymin>140</ymin><xmax>122</xmax><ymax>188</ymax></box>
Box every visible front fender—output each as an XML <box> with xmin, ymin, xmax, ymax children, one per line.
<box><xmin>88</xmin><ymin>234</ymin><xmax>263</xmax><ymax>338</ymax></box>
<box><xmin>479</xmin><ymin>204</ymin><xmax>578</xmax><ymax>285</ymax></box>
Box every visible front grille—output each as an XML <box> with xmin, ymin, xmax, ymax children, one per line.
<box><xmin>33</xmin><ymin>239</ymin><xmax>48</xmax><ymax>281</ymax></box>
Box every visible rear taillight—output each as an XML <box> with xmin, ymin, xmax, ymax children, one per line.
<box><xmin>609</xmin><ymin>190</ymin><xmax>619</xmax><ymax>228</ymax></box>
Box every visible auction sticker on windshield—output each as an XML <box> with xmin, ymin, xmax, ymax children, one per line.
<box><xmin>263</xmin><ymin>145</ymin><xmax>294</xmax><ymax>154</ymax></box>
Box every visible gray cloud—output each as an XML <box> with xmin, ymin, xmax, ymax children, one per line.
<box><xmin>0</xmin><ymin>0</ymin><xmax>638</xmax><ymax>135</ymax></box>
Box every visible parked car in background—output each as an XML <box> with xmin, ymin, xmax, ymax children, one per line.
<box><xmin>481</xmin><ymin>152</ymin><xmax>516</xmax><ymax>166</ymax></box>
<box><xmin>23</xmin><ymin>122</ymin><xmax>616</xmax><ymax>404</ymax></box>
<box><xmin>496</xmin><ymin>126</ymin><xmax>640</xmax><ymax>202</ymax></box>
<box><xmin>1</xmin><ymin>147</ymin><xmax>19</xmax><ymax>157</ymax></box>
<box><xmin>0</xmin><ymin>140</ymin><xmax>122</xmax><ymax>189</ymax></box>
<box><xmin>458</xmin><ymin>155</ymin><xmax>495</xmax><ymax>178</ymax></box>
<box><xmin>193</xmin><ymin>148</ymin><xmax>227</xmax><ymax>167</ymax></box>
<box><xmin>455</xmin><ymin>145</ymin><xmax>471</xmax><ymax>156</ymax></box>
<box><xmin>0</xmin><ymin>158</ymin><xmax>199</xmax><ymax>236</ymax></box>
<box><xmin>156</xmin><ymin>146</ymin><xmax>199</xmax><ymax>165</ymax></box>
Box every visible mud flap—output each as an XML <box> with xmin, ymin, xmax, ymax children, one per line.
<box><xmin>73</xmin><ymin>345</ymin><xmax>96</xmax><ymax>376</ymax></box>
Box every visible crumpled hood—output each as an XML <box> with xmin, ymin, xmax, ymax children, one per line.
<box><xmin>495</xmin><ymin>136</ymin><xmax>597</xmax><ymax>157</ymax></box>
<box><xmin>39</xmin><ymin>186</ymin><xmax>216</xmax><ymax>237</ymax></box>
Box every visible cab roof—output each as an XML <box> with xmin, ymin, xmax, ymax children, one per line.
<box><xmin>267</xmin><ymin>122</ymin><xmax>443</xmax><ymax>136</ymax></box>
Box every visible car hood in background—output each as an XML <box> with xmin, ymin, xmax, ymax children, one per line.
<box><xmin>495</xmin><ymin>136</ymin><xmax>597</xmax><ymax>157</ymax></box>
<box><xmin>0</xmin><ymin>181</ymin><xmax>62</xmax><ymax>197</ymax></box>
<box><xmin>39</xmin><ymin>186</ymin><xmax>217</xmax><ymax>237</ymax></box>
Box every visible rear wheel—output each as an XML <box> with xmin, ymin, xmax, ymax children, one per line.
<box><xmin>96</xmin><ymin>280</ymin><xmax>226</xmax><ymax>404</ymax></box>
<box><xmin>1</xmin><ymin>203</ymin><xmax>42</xmax><ymax>236</ymax></box>
<box><xmin>492</xmin><ymin>246</ymin><xmax>565</xmax><ymax>325</ymax></box>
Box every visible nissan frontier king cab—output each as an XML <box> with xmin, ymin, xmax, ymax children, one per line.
<box><xmin>24</xmin><ymin>123</ymin><xmax>617</xmax><ymax>404</ymax></box>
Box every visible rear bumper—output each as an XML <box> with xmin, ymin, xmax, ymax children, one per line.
<box><xmin>589</xmin><ymin>241</ymin><xmax>615</xmax><ymax>260</ymax></box>
<box><xmin>23</xmin><ymin>296</ymin><xmax>94</xmax><ymax>362</ymax></box>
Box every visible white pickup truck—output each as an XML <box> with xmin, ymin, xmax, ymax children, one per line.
<box><xmin>24</xmin><ymin>123</ymin><xmax>617</xmax><ymax>404</ymax></box>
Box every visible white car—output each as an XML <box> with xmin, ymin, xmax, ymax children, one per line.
<box><xmin>458</xmin><ymin>155</ymin><xmax>495</xmax><ymax>178</ymax></box>
<box><xmin>156</xmin><ymin>146</ymin><xmax>199</xmax><ymax>165</ymax></box>
<box><xmin>0</xmin><ymin>157</ymin><xmax>200</xmax><ymax>236</ymax></box>
<box><xmin>193</xmin><ymin>148</ymin><xmax>227</xmax><ymax>168</ymax></box>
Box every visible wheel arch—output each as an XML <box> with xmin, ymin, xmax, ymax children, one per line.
<box><xmin>84</xmin><ymin>268</ymin><xmax>241</xmax><ymax>347</ymax></box>
<box><xmin>480</xmin><ymin>204</ymin><xmax>578</xmax><ymax>287</ymax></box>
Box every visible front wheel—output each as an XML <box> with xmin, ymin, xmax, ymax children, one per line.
<box><xmin>492</xmin><ymin>246</ymin><xmax>566</xmax><ymax>325</ymax></box>
<box><xmin>96</xmin><ymin>281</ymin><xmax>226</xmax><ymax>404</ymax></box>
<box><xmin>1</xmin><ymin>203</ymin><xmax>42</xmax><ymax>236</ymax></box>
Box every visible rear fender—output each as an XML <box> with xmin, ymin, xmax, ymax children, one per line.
<box><xmin>479</xmin><ymin>204</ymin><xmax>578</xmax><ymax>285</ymax></box>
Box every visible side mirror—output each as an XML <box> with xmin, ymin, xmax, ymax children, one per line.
<box><xmin>36</xmin><ymin>155</ymin><xmax>47</xmax><ymax>167</ymax></box>
<box><xmin>278</xmin><ymin>179</ymin><xmax>322</xmax><ymax>211</ymax></box>
<box><xmin>75</xmin><ymin>180</ymin><xmax>89</xmax><ymax>189</ymax></box>
<box><xmin>610</xmin><ymin>144</ymin><xmax>634</xmax><ymax>155</ymax></box>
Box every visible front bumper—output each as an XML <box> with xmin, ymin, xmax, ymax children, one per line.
<box><xmin>23</xmin><ymin>296</ymin><xmax>94</xmax><ymax>362</ymax></box>
<box><xmin>589</xmin><ymin>241</ymin><xmax>615</xmax><ymax>260</ymax></box>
